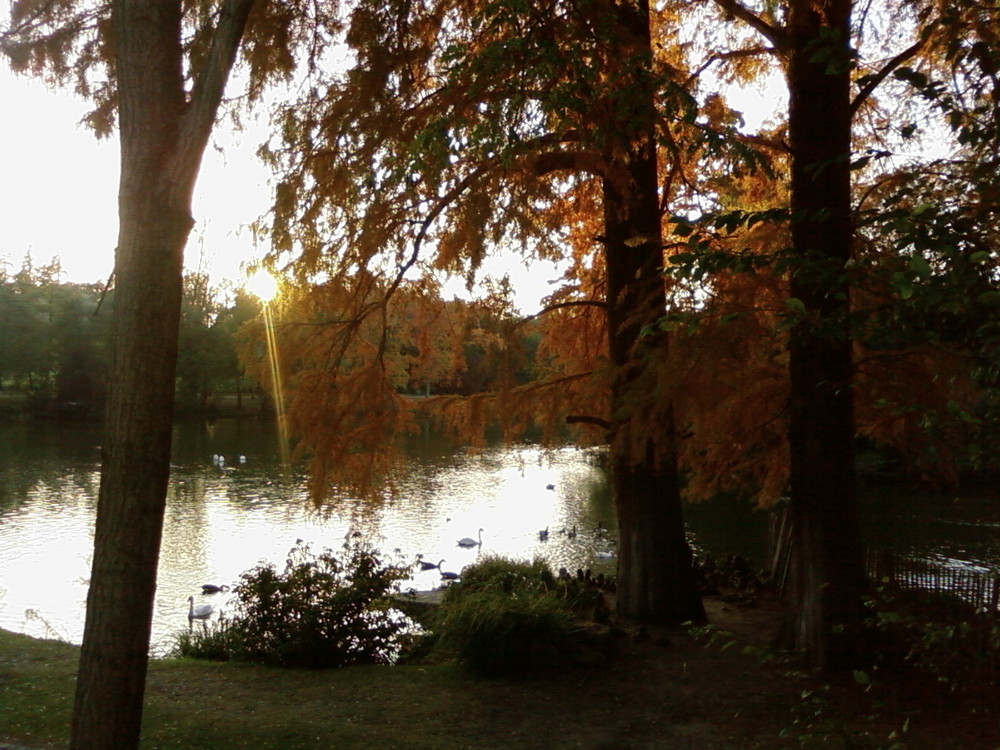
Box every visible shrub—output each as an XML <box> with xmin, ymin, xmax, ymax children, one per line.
<box><xmin>864</xmin><ymin>586</ymin><xmax>1000</xmax><ymax>692</ymax></box>
<box><xmin>454</xmin><ymin>555</ymin><xmax>553</xmax><ymax>592</ymax></box>
<box><xmin>171</xmin><ymin>540</ymin><xmax>412</xmax><ymax>669</ymax></box>
<box><xmin>434</xmin><ymin>555</ymin><xmax>589</xmax><ymax>677</ymax></box>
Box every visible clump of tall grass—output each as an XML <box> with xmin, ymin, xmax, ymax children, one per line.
<box><xmin>433</xmin><ymin>554</ymin><xmax>601</xmax><ymax>677</ymax></box>
<box><xmin>172</xmin><ymin>620</ymin><xmax>242</xmax><ymax>661</ymax></box>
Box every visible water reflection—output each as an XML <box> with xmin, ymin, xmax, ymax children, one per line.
<box><xmin>2</xmin><ymin>419</ymin><xmax>997</xmax><ymax>655</ymax></box>
<box><xmin>1</xmin><ymin>420</ymin><xmax>616</xmax><ymax>654</ymax></box>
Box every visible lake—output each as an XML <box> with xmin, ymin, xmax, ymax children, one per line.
<box><xmin>1</xmin><ymin>419</ymin><xmax>997</xmax><ymax>654</ymax></box>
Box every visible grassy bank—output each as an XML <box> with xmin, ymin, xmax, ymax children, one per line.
<box><xmin>1</xmin><ymin>629</ymin><xmax>472</xmax><ymax>750</ymax></box>
<box><xmin>2</xmin><ymin>597</ymin><xmax>998</xmax><ymax>750</ymax></box>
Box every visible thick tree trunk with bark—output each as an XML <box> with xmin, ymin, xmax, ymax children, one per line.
<box><xmin>70</xmin><ymin>2</ymin><xmax>254</xmax><ymax>748</ymax></box>
<box><xmin>780</xmin><ymin>0</ymin><xmax>868</xmax><ymax>669</ymax></box>
<box><xmin>602</xmin><ymin>0</ymin><xmax>704</xmax><ymax>625</ymax></box>
<box><xmin>603</xmin><ymin>162</ymin><xmax>703</xmax><ymax>625</ymax></box>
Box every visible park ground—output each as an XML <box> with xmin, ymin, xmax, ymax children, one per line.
<box><xmin>2</xmin><ymin>593</ymin><xmax>998</xmax><ymax>749</ymax></box>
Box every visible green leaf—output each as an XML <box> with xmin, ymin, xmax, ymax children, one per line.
<box><xmin>852</xmin><ymin>669</ymin><xmax>870</xmax><ymax>686</ymax></box>
<box><xmin>891</xmin><ymin>272</ymin><xmax>914</xmax><ymax>299</ymax></box>
<box><xmin>977</xmin><ymin>290</ymin><xmax>1000</xmax><ymax>307</ymax></box>
<box><xmin>908</xmin><ymin>254</ymin><xmax>932</xmax><ymax>277</ymax></box>
<box><xmin>785</xmin><ymin>297</ymin><xmax>806</xmax><ymax>315</ymax></box>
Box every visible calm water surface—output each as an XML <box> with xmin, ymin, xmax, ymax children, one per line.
<box><xmin>0</xmin><ymin>419</ymin><xmax>620</xmax><ymax>654</ymax></box>
<box><xmin>1</xmin><ymin>419</ymin><xmax>997</xmax><ymax>654</ymax></box>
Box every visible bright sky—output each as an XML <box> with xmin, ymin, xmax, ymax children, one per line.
<box><xmin>0</xmin><ymin>60</ymin><xmax>273</xmax><ymax>291</ymax></box>
<box><xmin>0</xmin><ymin>62</ymin><xmax>568</xmax><ymax>311</ymax></box>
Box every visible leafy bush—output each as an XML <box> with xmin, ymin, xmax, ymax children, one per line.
<box><xmin>864</xmin><ymin>586</ymin><xmax>1000</xmax><ymax>692</ymax></box>
<box><xmin>171</xmin><ymin>540</ymin><xmax>411</xmax><ymax>669</ymax></box>
<box><xmin>434</xmin><ymin>555</ymin><xmax>591</xmax><ymax>676</ymax></box>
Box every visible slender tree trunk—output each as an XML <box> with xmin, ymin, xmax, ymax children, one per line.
<box><xmin>779</xmin><ymin>0</ymin><xmax>867</xmax><ymax>669</ymax></box>
<box><xmin>603</xmin><ymin>0</ymin><xmax>704</xmax><ymax>625</ymax></box>
<box><xmin>70</xmin><ymin>3</ymin><xmax>254</xmax><ymax>747</ymax></box>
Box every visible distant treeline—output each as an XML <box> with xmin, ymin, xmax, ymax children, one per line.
<box><xmin>0</xmin><ymin>260</ymin><xmax>260</xmax><ymax>419</ymax></box>
<box><xmin>0</xmin><ymin>259</ymin><xmax>544</xmax><ymax>421</ymax></box>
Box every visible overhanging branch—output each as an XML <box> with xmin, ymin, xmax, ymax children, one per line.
<box><xmin>566</xmin><ymin>414</ymin><xmax>611</xmax><ymax>430</ymax></box>
<box><xmin>711</xmin><ymin>0</ymin><xmax>787</xmax><ymax>51</ymax></box>
<box><xmin>851</xmin><ymin>39</ymin><xmax>926</xmax><ymax>116</ymax></box>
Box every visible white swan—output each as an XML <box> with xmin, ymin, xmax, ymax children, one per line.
<box><xmin>187</xmin><ymin>596</ymin><xmax>214</xmax><ymax>622</ymax></box>
<box><xmin>457</xmin><ymin>528</ymin><xmax>483</xmax><ymax>548</ymax></box>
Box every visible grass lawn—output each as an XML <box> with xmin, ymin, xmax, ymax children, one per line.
<box><xmin>2</xmin><ymin>597</ymin><xmax>997</xmax><ymax>749</ymax></box>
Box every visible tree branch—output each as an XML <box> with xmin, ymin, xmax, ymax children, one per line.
<box><xmin>171</xmin><ymin>0</ymin><xmax>256</xmax><ymax>200</ymax></box>
<box><xmin>851</xmin><ymin>39</ymin><xmax>926</xmax><ymax>116</ymax></box>
<box><xmin>566</xmin><ymin>414</ymin><xmax>611</xmax><ymax>430</ymax></box>
<box><xmin>521</xmin><ymin>298</ymin><xmax>607</xmax><ymax>323</ymax></box>
<box><xmin>710</xmin><ymin>0</ymin><xmax>787</xmax><ymax>51</ymax></box>
<box><xmin>688</xmin><ymin>46</ymin><xmax>779</xmax><ymax>85</ymax></box>
<box><xmin>527</xmin><ymin>148</ymin><xmax>605</xmax><ymax>178</ymax></box>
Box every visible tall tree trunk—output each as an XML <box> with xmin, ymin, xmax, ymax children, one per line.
<box><xmin>70</xmin><ymin>3</ymin><xmax>254</xmax><ymax>748</ymax></box>
<box><xmin>780</xmin><ymin>0</ymin><xmax>867</xmax><ymax>668</ymax></box>
<box><xmin>603</xmin><ymin>0</ymin><xmax>704</xmax><ymax>625</ymax></box>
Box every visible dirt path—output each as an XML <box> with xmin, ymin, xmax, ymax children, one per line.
<box><xmin>460</xmin><ymin>594</ymin><xmax>1000</xmax><ymax>750</ymax></box>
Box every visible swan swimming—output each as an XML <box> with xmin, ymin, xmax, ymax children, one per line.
<box><xmin>457</xmin><ymin>528</ymin><xmax>483</xmax><ymax>548</ymax></box>
<box><xmin>187</xmin><ymin>596</ymin><xmax>214</xmax><ymax>622</ymax></box>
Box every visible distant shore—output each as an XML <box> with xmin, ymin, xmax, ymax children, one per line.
<box><xmin>0</xmin><ymin>390</ymin><xmax>274</xmax><ymax>423</ymax></box>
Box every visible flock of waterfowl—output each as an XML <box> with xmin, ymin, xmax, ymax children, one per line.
<box><xmin>419</xmin><ymin>514</ymin><xmax>617</xmax><ymax>587</ymax></box>
<box><xmin>185</xmin><ymin>479</ymin><xmax>618</xmax><ymax>623</ymax></box>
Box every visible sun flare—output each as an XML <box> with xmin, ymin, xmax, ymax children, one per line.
<box><xmin>245</xmin><ymin>269</ymin><xmax>279</xmax><ymax>303</ymax></box>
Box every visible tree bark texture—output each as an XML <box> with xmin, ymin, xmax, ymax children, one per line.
<box><xmin>780</xmin><ymin>0</ymin><xmax>868</xmax><ymax>669</ymax></box>
<box><xmin>602</xmin><ymin>0</ymin><xmax>704</xmax><ymax>625</ymax></box>
<box><xmin>70</xmin><ymin>2</ymin><xmax>254</xmax><ymax>748</ymax></box>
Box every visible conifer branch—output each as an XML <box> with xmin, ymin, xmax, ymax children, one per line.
<box><xmin>710</xmin><ymin>0</ymin><xmax>787</xmax><ymax>51</ymax></box>
<box><xmin>687</xmin><ymin>46</ymin><xmax>779</xmax><ymax>85</ymax></box>
<box><xmin>566</xmin><ymin>414</ymin><xmax>611</xmax><ymax>430</ymax></box>
<box><xmin>522</xmin><ymin>298</ymin><xmax>608</xmax><ymax>323</ymax></box>
<box><xmin>528</xmin><ymin>149</ymin><xmax>604</xmax><ymax>178</ymax></box>
<box><xmin>851</xmin><ymin>39</ymin><xmax>926</xmax><ymax>116</ymax></box>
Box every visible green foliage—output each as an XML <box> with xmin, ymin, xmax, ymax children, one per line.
<box><xmin>863</xmin><ymin>586</ymin><xmax>1000</xmax><ymax>692</ymax></box>
<box><xmin>0</xmin><ymin>261</ymin><xmax>110</xmax><ymax>416</ymax></box>
<box><xmin>172</xmin><ymin>541</ymin><xmax>412</xmax><ymax>669</ymax></box>
<box><xmin>170</xmin><ymin>622</ymin><xmax>242</xmax><ymax>662</ymax></box>
<box><xmin>686</xmin><ymin>621</ymin><xmax>781</xmax><ymax>665</ymax></box>
<box><xmin>433</xmin><ymin>555</ymin><xmax>593</xmax><ymax>676</ymax></box>
<box><xmin>450</xmin><ymin>553</ymin><xmax>553</xmax><ymax>592</ymax></box>
<box><xmin>0</xmin><ymin>268</ymin><xmax>261</xmax><ymax>419</ymax></box>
